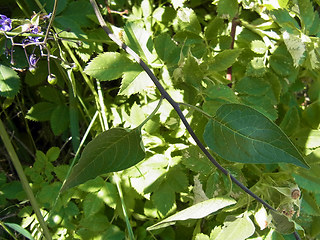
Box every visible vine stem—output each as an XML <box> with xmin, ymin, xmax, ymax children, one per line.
<box><xmin>89</xmin><ymin>1</ymin><xmax>300</xmax><ymax>239</ymax></box>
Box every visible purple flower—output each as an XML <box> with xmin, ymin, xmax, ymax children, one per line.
<box><xmin>29</xmin><ymin>54</ymin><xmax>38</xmax><ymax>68</ymax></box>
<box><xmin>0</xmin><ymin>14</ymin><xmax>12</xmax><ymax>31</ymax></box>
<box><xmin>22</xmin><ymin>25</ymin><xmax>43</xmax><ymax>44</ymax></box>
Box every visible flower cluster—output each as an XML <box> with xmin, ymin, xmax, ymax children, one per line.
<box><xmin>0</xmin><ymin>14</ymin><xmax>12</xmax><ymax>31</ymax></box>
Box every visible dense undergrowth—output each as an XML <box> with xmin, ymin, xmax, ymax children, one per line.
<box><xmin>1</xmin><ymin>0</ymin><xmax>320</xmax><ymax>239</ymax></box>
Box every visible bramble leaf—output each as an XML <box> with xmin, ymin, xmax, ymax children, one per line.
<box><xmin>84</xmin><ymin>52</ymin><xmax>141</xmax><ymax>81</ymax></box>
<box><xmin>0</xmin><ymin>64</ymin><xmax>20</xmax><ymax>98</ymax></box>
<box><xmin>217</xmin><ymin>0</ymin><xmax>238</xmax><ymax>19</ymax></box>
<box><xmin>62</xmin><ymin>128</ymin><xmax>145</xmax><ymax>191</ymax></box>
<box><xmin>205</xmin><ymin>49</ymin><xmax>242</xmax><ymax>72</ymax></box>
<box><xmin>147</xmin><ymin>197</ymin><xmax>236</xmax><ymax>230</ymax></box>
<box><xmin>203</xmin><ymin>104</ymin><xmax>309</xmax><ymax>168</ymax></box>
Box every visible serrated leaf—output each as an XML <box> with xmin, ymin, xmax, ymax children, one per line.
<box><xmin>280</xmin><ymin>107</ymin><xmax>300</xmax><ymax>136</ymax></box>
<box><xmin>166</xmin><ymin>168</ymin><xmax>188</xmax><ymax>192</ymax></box>
<box><xmin>269</xmin><ymin>9</ymin><xmax>300</xmax><ymax>32</ymax></box>
<box><xmin>50</xmin><ymin>104</ymin><xmax>69</xmax><ymax>136</ymax></box>
<box><xmin>182</xmin><ymin>53</ymin><xmax>203</xmax><ymax>87</ymax></box>
<box><xmin>84</xmin><ymin>52</ymin><xmax>140</xmax><ymax>81</ymax></box>
<box><xmin>98</xmin><ymin>182</ymin><xmax>119</xmax><ymax>209</ymax></box>
<box><xmin>176</xmin><ymin>7</ymin><xmax>202</xmax><ymax>34</ymax></box>
<box><xmin>152</xmin><ymin>183</ymin><xmax>175</xmax><ymax>216</ymax></box>
<box><xmin>154</xmin><ymin>33</ymin><xmax>180</xmax><ymax>65</ymax></box>
<box><xmin>270</xmin><ymin>210</ymin><xmax>295</xmax><ymax>234</ymax></box>
<box><xmin>61</xmin><ymin>128</ymin><xmax>145</xmax><ymax>191</ymax></box>
<box><xmin>38</xmin><ymin>86</ymin><xmax>63</xmax><ymax>104</ymax></box>
<box><xmin>206</xmin><ymin>49</ymin><xmax>242</xmax><ymax>72</ymax></box>
<box><xmin>251</xmin><ymin>40</ymin><xmax>268</xmax><ymax>54</ymax></box>
<box><xmin>203</xmin><ymin>104</ymin><xmax>309</xmax><ymax>168</ymax></box>
<box><xmin>182</xmin><ymin>146</ymin><xmax>214</xmax><ymax>176</ymax></box>
<box><xmin>246</xmin><ymin>57</ymin><xmax>267</xmax><ymax>77</ymax></box>
<box><xmin>83</xmin><ymin>193</ymin><xmax>105</xmax><ymax>217</ymax></box>
<box><xmin>0</xmin><ymin>64</ymin><xmax>20</xmax><ymax>98</ymax></box>
<box><xmin>298</xmin><ymin>0</ymin><xmax>315</xmax><ymax>33</ymax></box>
<box><xmin>119</xmin><ymin>70</ymin><xmax>153</xmax><ymax>96</ymax></box>
<box><xmin>147</xmin><ymin>197</ymin><xmax>236</xmax><ymax>230</ymax></box>
<box><xmin>59</xmin><ymin>0</ymin><xmax>93</xmax><ymax>28</ymax></box>
<box><xmin>214</xmin><ymin>215</ymin><xmax>255</xmax><ymax>240</ymax></box>
<box><xmin>195</xmin><ymin>233</ymin><xmax>210</xmax><ymax>240</ymax></box>
<box><xmin>217</xmin><ymin>0</ymin><xmax>238</xmax><ymax>19</ymax></box>
<box><xmin>283</xmin><ymin>31</ymin><xmax>306</xmax><ymax>67</ymax></box>
<box><xmin>26</xmin><ymin>102</ymin><xmax>56</xmax><ymax>121</ymax></box>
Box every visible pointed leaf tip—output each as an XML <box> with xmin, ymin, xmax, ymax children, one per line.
<box><xmin>62</xmin><ymin>128</ymin><xmax>145</xmax><ymax>191</ymax></box>
<box><xmin>203</xmin><ymin>104</ymin><xmax>309</xmax><ymax>169</ymax></box>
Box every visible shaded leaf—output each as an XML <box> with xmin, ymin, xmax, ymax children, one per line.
<box><xmin>147</xmin><ymin>197</ymin><xmax>236</xmax><ymax>230</ymax></box>
<box><xmin>26</xmin><ymin>102</ymin><xmax>55</xmax><ymax>121</ymax></box>
<box><xmin>0</xmin><ymin>64</ymin><xmax>20</xmax><ymax>98</ymax></box>
<box><xmin>152</xmin><ymin>183</ymin><xmax>175</xmax><ymax>216</ymax></box>
<box><xmin>298</xmin><ymin>0</ymin><xmax>315</xmax><ymax>32</ymax></box>
<box><xmin>84</xmin><ymin>52</ymin><xmax>140</xmax><ymax>81</ymax></box>
<box><xmin>50</xmin><ymin>104</ymin><xmax>69</xmax><ymax>136</ymax></box>
<box><xmin>203</xmin><ymin>104</ymin><xmax>309</xmax><ymax>168</ymax></box>
<box><xmin>270</xmin><ymin>210</ymin><xmax>295</xmax><ymax>234</ymax></box>
<box><xmin>62</xmin><ymin>128</ymin><xmax>145</xmax><ymax>191</ymax></box>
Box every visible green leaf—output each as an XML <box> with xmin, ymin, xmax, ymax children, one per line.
<box><xmin>50</xmin><ymin>104</ymin><xmax>69</xmax><ymax>136</ymax></box>
<box><xmin>270</xmin><ymin>210</ymin><xmax>295</xmax><ymax>234</ymax></box>
<box><xmin>213</xmin><ymin>215</ymin><xmax>255</xmax><ymax>240</ymax></box>
<box><xmin>98</xmin><ymin>182</ymin><xmax>119</xmax><ymax>209</ymax></box>
<box><xmin>282</xmin><ymin>31</ymin><xmax>306</xmax><ymax>67</ymax></box>
<box><xmin>26</xmin><ymin>102</ymin><xmax>56</xmax><ymax>121</ymax></box>
<box><xmin>293</xmin><ymin>171</ymin><xmax>320</xmax><ymax>193</ymax></box>
<box><xmin>62</xmin><ymin>128</ymin><xmax>145</xmax><ymax>191</ymax></box>
<box><xmin>182</xmin><ymin>146</ymin><xmax>214</xmax><ymax>177</ymax></box>
<box><xmin>250</xmin><ymin>40</ymin><xmax>268</xmax><ymax>54</ymax></box>
<box><xmin>245</xmin><ymin>57</ymin><xmax>267</xmax><ymax>77</ymax></box>
<box><xmin>154</xmin><ymin>33</ymin><xmax>181</xmax><ymax>65</ymax></box>
<box><xmin>4</xmin><ymin>222</ymin><xmax>34</xmax><ymax>240</ymax></box>
<box><xmin>302</xmin><ymin>100</ymin><xmax>320</xmax><ymax>129</ymax></box>
<box><xmin>152</xmin><ymin>183</ymin><xmax>175</xmax><ymax>216</ymax></box>
<box><xmin>84</xmin><ymin>52</ymin><xmax>140</xmax><ymax>81</ymax></box>
<box><xmin>280</xmin><ymin>107</ymin><xmax>300</xmax><ymax>136</ymax></box>
<box><xmin>38</xmin><ymin>86</ymin><xmax>63</xmax><ymax>104</ymax></box>
<box><xmin>46</xmin><ymin>147</ymin><xmax>60</xmax><ymax>162</ymax></box>
<box><xmin>0</xmin><ymin>64</ymin><xmax>20</xmax><ymax>98</ymax></box>
<box><xmin>195</xmin><ymin>233</ymin><xmax>210</xmax><ymax>240</ymax></box>
<box><xmin>59</xmin><ymin>0</ymin><xmax>93</xmax><ymax>28</ymax></box>
<box><xmin>298</xmin><ymin>0</ymin><xmax>315</xmax><ymax>32</ymax></box>
<box><xmin>83</xmin><ymin>193</ymin><xmax>105</xmax><ymax>217</ymax></box>
<box><xmin>217</xmin><ymin>0</ymin><xmax>238</xmax><ymax>19</ymax></box>
<box><xmin>119</xmin><ymin>70</ymin><xmax>153</xmax><ymax>96</ymax></box>
<box><xmin>147</xmin><ymin>197</ymin><xmax>236</xmax><ymax>230</ymax></box>
<box><xmin>203</xmin><ymin>104</ymin><xmax>309</xmax><ymax>168</ymax></box>
<box><xmin>206</xmin><ymin>49</ymin><xmax>242</xmax><ymax>72</ymax></box>
<box><xmin>269</xmin><ymin>9</ymin><xmax>300</xmax><ymax>32</ymax></box>
<box><xmin>176</xmin><ymin>7</ymin><xmax>202</xmax><ymax>34</ymax></box>
<box><xmin>182</xmin><ymin>53</ymin><xmax>203</xmax><ymax>87</ymax></box>
<box><xmin>292</xmin><ymin>129</ymin><xmax>320</xmax><ymax>149</ymax></box>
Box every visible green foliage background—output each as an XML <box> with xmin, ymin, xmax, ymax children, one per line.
<box><xmin>1</xmin><ymin>0</ymin><xmax>320</xmax><ymax>239</ymax></box>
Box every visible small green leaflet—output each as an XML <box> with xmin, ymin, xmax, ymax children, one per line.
<box><xmin>203</xmin><ymin>104</ymin><xmax>309</xmax><ymax>168</ymax></box>
<box><xmin>147</xmin><ymin>197</ymin><xmax>236</xmax><ymax>230</ymax></box>
<box><xmin>61</xmin><ymin>128</ymin><xmax>145</xmax><ymax>191</ymax></box>
<box><xmin>84</xmin><ymin>52</ymin><xmax>141</xmax><ymax>81</ymax></box>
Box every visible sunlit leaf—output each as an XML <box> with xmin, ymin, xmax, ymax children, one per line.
<box><xmin>84</xmin><ymin>52</ymin><xmax>140</xmax><ymax>81</ymax></box>
<box><xmin>62</xmin><ymin>128</ymin><xmax>145</xmax><ymax>191</ymax></box>
<box><xmin>147</xmin><ymin>197</ymin><xmax>236</xmax><ymax>230</ymax></box>
<box><xmin>203</xmin><ymin>104</ymin><xmax>309</xmax><ymax>168</ymax></box>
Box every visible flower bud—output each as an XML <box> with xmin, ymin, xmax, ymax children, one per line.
<box><xmin>291</xmin><ymin>188</ymin><xmax>301</xmax><ymax>200</ymax></box>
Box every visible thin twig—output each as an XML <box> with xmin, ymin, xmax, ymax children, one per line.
<box><xmin>89</xmin><ymin>1</ymin><xmax>301</xmax><ymax>239</ymax></box>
